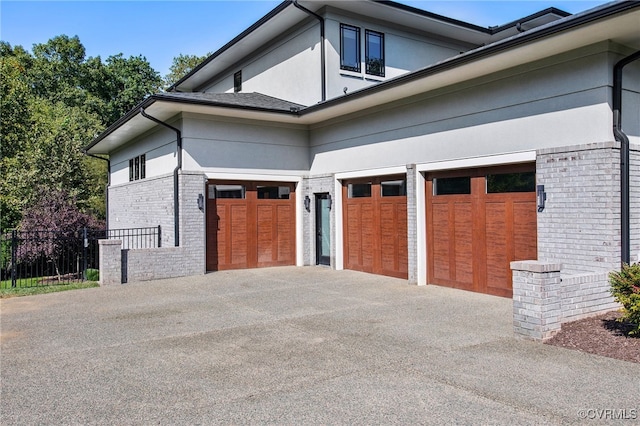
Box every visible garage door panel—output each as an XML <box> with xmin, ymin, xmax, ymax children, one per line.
<box><xmin>432</xmin><ymin>203</ymin><xmax>452</xmax><ymax>281</ymax></box>
<box><xmin>276</xmin><ymin>204</ymin><xmax>293</xmax><ymax>262</ymax></box>
<box><xmin>513</xmin><ymin>200</ymin><xmax>538</xmax><ymax>260</ymax></box>
<box><xmin>206</xmin><ymin>181</ymin><xmax>295</xmax><ymax>271</ymax></box>
<box><xmin>343</xmin><ymin>178</ymin><xmax>408</xmax><ymax>279</ymax></box>
<box><xmin>426</xmin><ymin>165</ymin><xmax>537</xmax><ymax>297</ymax></box>
<box><xmin>230</xmin><ymin>204</ymin><xmax>248</xmax><ymax>267</ymax></box>
<box><xmin>454</xmin><ymin>202</ymin><xmax>473</xmax><ymax>287</ymax></box>
<box><xmin>257</xmin><ymin>205</ymin><xmax>274</xmax><ymax>263</ymax></box>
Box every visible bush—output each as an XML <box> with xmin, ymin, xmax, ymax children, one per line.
<box><xmin>609</xmin><ymin>263</ymin><xmax>640</xmax><ymax>336</ymax></box>
<box><xmin>85</xmin><ymin>268</ymin><xmax>99</xmax><ymax>282</ymax></box>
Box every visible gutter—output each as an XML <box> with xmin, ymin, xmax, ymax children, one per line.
<box><xmin>139</xmin><ymin>108</ymin><xmax>182</xmax><ymax>247</ymax></box>
<box><xmin>612</xmin><ymin>50</ymin><xmax>640</xmax><ymax>265</ymax></box>
<box><xmin>292</xmin><ymin>0</ymin><xmax>326</xmax><ymax>102</ymax></box>
<box><xmin>83</xmin><ymin>152</ymin><xmax>111</xmax><ymax>230</ymax></box>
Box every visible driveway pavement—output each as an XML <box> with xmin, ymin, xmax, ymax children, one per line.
<box><xmin>1</xmin><ymin>267</ymin><xmax>639</xmax><ymax>425</ymax></box>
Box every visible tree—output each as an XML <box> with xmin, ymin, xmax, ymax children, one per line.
<box><xmin>17</xmin><ymin>189</ymin><xmax>103</xmax><ymax>280</ymax></box>
<box><xmin>164</xmin><ymin>53</ymin><xmax>210</xmax><ymax>89</ymax></box>
<box><xmin>0</xmin><ymin>36</ymin><xmax>162</xmax><ymax>230</ymax></box>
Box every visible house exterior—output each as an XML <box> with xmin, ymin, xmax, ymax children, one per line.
<box><xmin>86</xmin><ymin>0</ymin><xmax>640</xmax><ymax>339</ymax></box>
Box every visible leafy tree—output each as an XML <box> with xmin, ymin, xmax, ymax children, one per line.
<box><xmin>164</xmin><ymin>53</ymin><xmax>210</xmax><ymax>89</ymax></box>
<box><xmin>17</xmin><ymin>189</ymin><xmax>103</xmax><ymax>280</ymax></box>
<box><xmin>0</xmin><ymin>36</ymin><xmax>161</xmax><ymax>230</ymax></box>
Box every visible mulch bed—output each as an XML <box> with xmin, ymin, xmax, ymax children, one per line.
<box><xmin>545</xmin><ymin>311</ymin><xmax>640</xmax><ymax>364</ymax></box>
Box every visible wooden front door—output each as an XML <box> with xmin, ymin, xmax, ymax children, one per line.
<box><xmin>206</xmin><ymin>181</ymin><xmax>296</xmax><ymax>271</ymax></box>
<box><xmin>426</xmin><ymin>165</ymin><xmax>537</xmax><ymax>297</ymax></box>
<box><xmin>343</xmin><ymin>176</ymin><xmax>408</xmax><ymax>279</ymax></box>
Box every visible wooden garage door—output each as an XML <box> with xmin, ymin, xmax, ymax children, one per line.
<box><xmin>343</xmin><ymin>176</ymin><xmax>408</xmax><ymax>279</ymax></box>
<box><xmin>426</xmin><ymin>165</ymin><xmax>537</xmax><ymax>297</ymax></box>
<box><xmin>206</xmin><ymin>181</ymin><xmax>296</xmax><ymax>271</ymax></box>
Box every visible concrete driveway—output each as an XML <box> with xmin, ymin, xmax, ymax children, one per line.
<box><xmin>1</xmin><ymin>267</ymin><xmax>638</xmax><ymax>425</ymax></box>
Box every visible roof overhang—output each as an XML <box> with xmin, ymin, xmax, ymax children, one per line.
<box><xmin>86</xmin><ymin>2</ymin><xmax>640</xmax><ymax>155</ymax></box>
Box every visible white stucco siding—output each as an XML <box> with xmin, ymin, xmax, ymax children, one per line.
<box><xmin>110</xmin><ymin>126</ymin><xmax>178</xmax><ymax>186</ymax></box>
<box><xmin>204</xmin><ymin>24</ymin><xmax>321</xmax><ymax>106</ymax></box>
<box><xmin>181</xmin><ymin>114</ymin><xmax>309</xmax><ymax>174</ymax></box>
<box><xmin>309</xmin><ymin>46</ymin><xmax>614</xmax><ymax>175</ymax></box>
<box><xmin>323</xmin><ymin>14</ymin><xmax>470</xmax><ymax>100</ymax></box>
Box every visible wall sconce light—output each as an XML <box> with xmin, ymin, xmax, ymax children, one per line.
<box><xmin>304</xmin><ymin>195</ymin><xmax>311</xmax><ymax>212</ymax></box>
<box><xmin>197</xmin><ymin>193</ymin><xmax>204</xmax><ymax>211</ymax></box>
<box><xmin>327</xmin><ymin>194</ymin><xmax>332</xmax><ymax>210</ymax></box>
<box><xmin>537</xmin><ymin>185</ymin><xmax>546</xmax><ymax>212</ymax></box>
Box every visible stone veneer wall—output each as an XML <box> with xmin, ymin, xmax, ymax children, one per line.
<box><xmin>302</xmin><ymin>175</ymin><xmax>336</xmax><ymax>267</ymax></box>
<box><xmin>512</xmin><ymin>142</ymin><xmax>635</xmax><ymax>340</ymax></box>
<box><xmin>102</xmin><ymin>171</ymin><xmax>206</xmax><ymax>284</ymax></box>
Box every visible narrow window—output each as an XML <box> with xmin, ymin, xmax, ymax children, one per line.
<box><xmin>381</xmin><ymin>179</ymin><xmax>406</xmax><ymax>197</ymax></box>
<box><xmin>486</xmin><ymin>172</ymin><xmax>535</xmax><ymax>193</ymax></box>
<box><xmin>234</xmin><ymin>70</ymin><xmax>242</xmax><ymax>93</ymax></box>
<box><xmin>129</xmin><ymin>159</ymin><xmax>134</xmax><ymax>182</ymax></box>
<box><xmin>365</xmin><ymin>30</ymin><xmax>384</xmax><ymax>77</ymax></box>
<box><xmin>134</xmin><ymin>156</ymin><xmax>140</xmax><ymax>181</ymax></box>
<box><xmin>140</xmin><ymin>154</ymin><xmax>146</xmax><ymax>179</ymax></box>
<box><xmin>214</xmin><ymin>185</ymin><xmax>245</xmax><ymax>199</ymax></box>
<box><xmin>257</xmin><ymin>186</ymin><xmax>291</xmax><ymax>200</ymax></box>
<box><xmin>348</xmin><ymin>183</ymin><xmax>371</xmax><ymax>198</ymax></box>
<box><xmin>434</xmin><ymin>177</ymin><xmax>471</xmax><ymax>195</ymax></box>
<box><xmin>340</xmin><ymin>24</ymin><xmax>360</xmax><ymax>72</ymax></box>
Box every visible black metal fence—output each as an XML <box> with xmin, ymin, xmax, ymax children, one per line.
<box><xmin>0</xmin><ymin>226</ymin><xmax>160</xmax><ymax>289</ymax></box>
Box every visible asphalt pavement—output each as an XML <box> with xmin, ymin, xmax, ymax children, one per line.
<box><xmin>1</xmin><ymin>266</ymin><xmax>639</xmax><ymax>425</ymax></box>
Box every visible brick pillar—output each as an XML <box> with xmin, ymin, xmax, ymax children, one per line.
<box><xmin>99</xmin><ymin>239</ymin><xmax>122</xmax><ymax>286</ymax></box>
<box><xmin>406</xmin><ymin>164</ymin><xmax>418</xmax><ymax>285</ymax></box>
<box><xmin>511</xmin><ymin>260</ymin><xmax>563</xmax><ymax>340</ymax></box>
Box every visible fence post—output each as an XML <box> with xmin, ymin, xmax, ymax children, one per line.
<box><xmin>82</xmin><ymin>227</ymin><xmax>88</xmax><ymax>281</ymax></box>
<box><xmin>11</xmin><ymin>230</ymin><xmax>17</xmax><ymax>288</ymax></box>
<box><xmin>158</xmin><ymin>225</ymin><xmax>161</xmax><ymax>248</ymax></box>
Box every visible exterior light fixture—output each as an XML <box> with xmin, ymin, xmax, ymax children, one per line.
<box><xmin>537</xmin><ymin>185</ymin><xmax>546</xmax><ymax>212</ymax></box>
<box><xmin>327</xmin><ymin>194</ymin><xmax>332</xmax><ymax>210</ymax></box>
<box><xmin>197</xmin><ymin>193</ymin><xmax>204</xmax><ymax>211</ymax></box>
<box><xmin>304</xmin><ymin>195</ymin><xmax>311</xmax><ymax>212</ymax></box>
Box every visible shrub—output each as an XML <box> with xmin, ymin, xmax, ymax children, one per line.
<box><xmin>609</xmin><ymin>263</ymin><xmax>640</xmax><ymax>336</ymax></box>
<box><xmin>85</xmin><ymin>268</ymin><xmax>99</xmax><ymax>282</ymax></box>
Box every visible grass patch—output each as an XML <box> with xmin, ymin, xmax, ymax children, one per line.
<box><xmin>0</xmin><ymin>281</ymin><xmax>99</xmax><ymax>298</ymax></box>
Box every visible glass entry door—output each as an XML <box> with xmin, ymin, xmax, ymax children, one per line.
<box><xmin>315</xmin><ymin>194</ymin><xmax>331</xmax><ymax>266</ymax></box>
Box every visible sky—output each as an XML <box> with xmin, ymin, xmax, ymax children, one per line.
<box><xmin>1</xmin><ymin>0</ymin><xmax>611</xmax><ymax>78</ymax></box>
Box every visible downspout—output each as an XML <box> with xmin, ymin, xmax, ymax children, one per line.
<box><xmin>139</xmin><ymin>108</ymin><xmax>182</xmax><ymax>247</ymax></box>
<box><xmin>293</xmin><ymin>0</ymin><xmax>326</xmax><ymax>102</ymax></box>
<box><xmin>612</xmin><ymin>50</ymin><xmax>640</xmax><ymax>265</ymax></box>
<box><xmin>83</xmin><ymin>152</ymin><xmax>110</xmax><ymax>230</ymax></box>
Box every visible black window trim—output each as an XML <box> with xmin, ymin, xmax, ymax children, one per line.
<box><xmin>340</xmin><ymin>23</ymin><xmax>361</xmax><ymax>73</ymax></box>
<box><xmin>233</xmin><ymin>70</ymin><xmax>242</xmax><ymax>93</ymax></box>
<box><xmin>365</xmin><ymin>29</ymin><xmax>385</xmax><ymax>77</ymax></box>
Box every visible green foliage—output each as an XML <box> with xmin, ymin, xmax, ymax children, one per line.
<box><xmin>0</xmin><ymin>281</ymin><xmax>99</xmax><ymax>298</ymax></box>
<box><xmin>164</xmin><ymin>52</ymin><xmax>210</xmax><ymax>89</ymax></box>
<box><xmin>609</xmin><ymin>263</ymin><xmax>640</xmax><ymax>336</ymax></box>
<box><xmin>85</xmin><ymin>269</ymin><xmax>100</xmax><ymax>282</ymax></box>
<box><xmin>0</xmin><ymin>36</ymin><xmax>162</xmax><ymax>230</ymax></box>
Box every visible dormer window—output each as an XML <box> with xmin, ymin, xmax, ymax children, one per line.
<box><xmin>340</xmin><ymin>24</ymin><xmax>360</xmax><ymax>72</ymax></box>
<box><xmin>365</xmin><ymin>30</ymin><xmax>384</xmax><ymax>77</ymax></box>
<box><xmin>234</xmin><ymin>70</ymin><xmax>242</xmax><ymax>92</ymax></box>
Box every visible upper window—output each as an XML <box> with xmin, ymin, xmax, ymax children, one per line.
<box><xmin>340</xmin><ymin>24</ymin><xmax>360</xmax><ymax>72</ymax></box>
<box><xmin>365</xmin><ymin>30</ymin><xmax>384</xmax><ymax>77</ymax></box>
<box><xmin>381</xmin><ymin>179</ymin><xmax>406</xmax><ymax>197</ymax></box>
<box><xmin>129</xmin><ymin>154</ymin><xmax>146</xmax><ymax>182</ymax></box>
<box><xmin>233</xmin><ymin>70</ymin><xmax>242</xmax><ymax>93</ymax></box>
<box><xmin>348</xmin><ymin>183</ymin><xmax>371</xmax><ymax>198</ymax></box>
<box><xmin>212</xmin><ymin>185</ymin><xmax>245</xmax><ymax>199</ymax></box>
<box><xmin>433</xmin><ymin>177</ymin><xmax>471</xmax><ymax>195</ymax></box>
<box><xmin>257</xmin><ymin>186</ymin><xmax>291</xmax><ymax>200</ymax></box>
<box><xmin>486</xmin><ymin>172</ymin><xmax>535</xmax><ymax>193</ymax></box>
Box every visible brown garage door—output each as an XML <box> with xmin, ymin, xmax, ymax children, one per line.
<box><xmin>426</xmin><ymin>165</ymin><xmax>537</xmax><ymax>297</ymax></box>
<box><xmin>206</xmin><ymin>181</ymin><xmax>296</xmax><ymax>271</ymax></box>
<box><xmin>343</xmin><ymin>176</ymin><xmax>408</xmax><ymax>279</ymax></box>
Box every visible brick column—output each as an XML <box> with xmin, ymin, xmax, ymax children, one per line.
<box><xmin>406</xmin><ymin>164</ymin><xmax>418</xmax><ymax>285</ymax></box>
<box><xmin>511</xmin><ymin>260</ymin><xmax>563</xmax><ymax>340</ymax></box>
<box><xmin>99</xmin><ymin>239</ymin><xmax>122</xmax><ymax>286</ymax></box>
